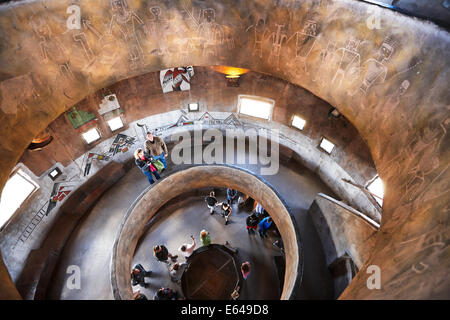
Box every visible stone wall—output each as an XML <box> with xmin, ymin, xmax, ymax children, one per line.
<box><xmin>19</xmin><ymin>68</ymin><xmax>377</xmax><ymax>190</ymax></box>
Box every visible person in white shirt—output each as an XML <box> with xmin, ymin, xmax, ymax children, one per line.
<box><xmin>169</xmin><ymin>262</ymin><xmax>187</xmax><ymax>284</ymax></box>
<box><xmin>178</xmin><ymin>235</ymin><xmax>196</xmax><ymax>258</ymax></box>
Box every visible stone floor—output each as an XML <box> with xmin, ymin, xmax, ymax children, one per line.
<box><xmin>132</xmin><ymin>191</ymin><xmax>284</xmax><ymax>300</ymax></box>
<box><xmin>46</xmin><ymin>157</ymin><xmax>336</xmax><ymax>300</ymax></box>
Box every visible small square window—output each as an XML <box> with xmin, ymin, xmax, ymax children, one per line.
<box><xmin>82</xmin><ymin>128</ymin><xmax>101</xmax><ymax>144</ymax></box>
<box><xmin>107</xmin><ymin>116</ymin><xmax>124</xmax><ymax>131</ymax></box>
<box><xmin>319</xmin><ymin>138</ymin><xmax>335</xmax><ymax>154</ymax></box>
<box><xmin>291</xmin><ymin>115</ymin><xmax>306</xmax><ymax>130</ymax></box>
<box><xmin>48</xmin><ymin>167</ymin><xmax>62</xmax><ymax>181</ymax></box>
<box><xmin>367</xmin><ymin>176</ymin><xmax>384</xmax><ymax>206</ymax></box>
<box><xmin>0</xmin><ymin>169</ymin><xmax>39</xmax><ymax>228</ymax></box>
<box><xmin>188</xmin><ymin>103</ymin><xmax>199</xmax><ymax>112</ymax></box>
<box><xmin>238</xmin><ymin>95</ymin><xmax>274</xmax><ymax>120</ymax></box>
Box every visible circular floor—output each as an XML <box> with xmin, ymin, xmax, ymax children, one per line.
<box><xmin>132</xmin><ymin>191</ymin><xmax>284</xmax><ymax>300</ymax></box>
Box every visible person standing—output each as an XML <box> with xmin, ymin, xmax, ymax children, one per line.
<box><xmin>205</xmin><ymin>191</ymin><xmax>220</xmax><ymax>214</ymax></box>
<box><xmin>153</xmin><ymin>245</ymin><xmax>177</xmax><ymax>263</ymax></box>
<box><xmin>131</xmin><ymin>264</ymin><xmax>152</xmax><ymax>288</ymax></box>
<box><xmin>178</xmin><ymin>235</ymin><xmax>196</xmax><ymax>258</ymax></box>
<box><xmin>154</xmin><ymin>287</ymin><xmax>178</xmax><ymax>300</ymax></box>
<box><xmin>200</xmin><ymin>229</ymin><xmax>211</xmax><ymax>246</ymax></box>
<box><xmin>241</xmin><ymin>262</ymin><xmax>251</xmax><ymax>280</ymax></box>
<box><xmin>134</xmin><ymin>148</ymin><xmax>160</xmax><ymax>184</ymax></box>
<box><xmin>226</xmin><ymin>188</ymin><xmax>238</xmax><ymax>204</ymax></box>
<box><xmin>254</xmin><ymin>202</ymin><xmax>265</xmax><ymax>218</ymax></box>
<box><xmin>246</xmin><ymin>213</ymin><xmax>259</xmax><ymax>234</ymax></box>
<box><xmin>258</xmin><ymin>216</ymin><xmax>273</xmax><ymax>238</ymax></box>
<box><xmin>221</xmin><ymin>201</ymin><xmax>232</xmax><ymax>225</ymax></box>
<box><xmin>133</xmin><ymin>290</ymin><xmax>148</xmax><ymax>300</ymax></box>
<box><xmin>169</xmin><ymin>262</ymin><xmax>188</xmax><ymax>283</ymax></box>
<box><xmin>145</xmin><ymin>131</ymin><xmax>168</xmax><ymax>169</ymax></box>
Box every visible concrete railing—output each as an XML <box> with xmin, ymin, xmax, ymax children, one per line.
<box><xmin>309</xmin><ymin>193</ymin><xmax>379</xmax><ymax>269</ymax></box>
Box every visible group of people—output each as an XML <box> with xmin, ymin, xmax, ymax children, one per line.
<box><xmin>204</xmin><ymin>189</ymin><xmax>238</xmax><ymax>225</ymax></box>
<box><xmin>134</xmin><ymin>131</ymin><xmax>168</xmax><ymax>185</ymax></box>
<box><xmin>205</xmin><ymin>189</ymin><xmax>274</xmax><ymax>238</ymax></box>
<box><xmin>130</xmin><ymin>227</ymin><xmax>254</xmax><ymax>300</ymax></box>
<box><xmin>129</xmin><ymin>171</ymin><xmax>278</xmax><ymax>300</ymax></box>
<box><xmin>130</xmin><ymin>229</ymin><xmax>214</xmax><ymax>300</ymax></box>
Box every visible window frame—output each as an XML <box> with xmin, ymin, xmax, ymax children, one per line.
<box><xmin>106</xmin><ymin>116</ymin><xmax>125</xmax><ymax>132</ymax></box>
<box><xmin>237</xmin><ymin>95</ymin><xmax>275</xmax><ymax>121</ymax></box>
<box><xmin>366</xmin><ymin>175</ymin><xmax>384</xmax><ymax>206</ymax></box>
<box><xmin>188</xmin><ymin>102</ymin><xmax>200</xmax><ymax>112</ymax></box>
<box><xmin>291</xmin><ymin>114</ymin><xmax>307</xmax><ymax>131</ymax></box>
<box><xmin>0</xmin><ymin>167</ymin><xmax>40</xmax><ymax>230</ymax></box>
<box><xmin>81</xmin><ymin>127</ymin><xmax>101</xmax><ymax>144</ymax></box>
<box><xmin>318</xmin><ymin>137</ymin><xmax>335</xmax><ymax>154</ymax></box>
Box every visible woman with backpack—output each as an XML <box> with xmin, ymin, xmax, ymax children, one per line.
<box><xmin>134</xmin><ymin>148</ymin><xmax>161</xmax><ymax>185</ymax></box>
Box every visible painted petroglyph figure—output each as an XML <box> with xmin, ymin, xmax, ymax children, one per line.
<box><xmin>246</xmin><ymin>18</ymin><xmax>268</xmax><ymax>59</ymax></box>
<box><xmin>384</xmin><ymin>224</ymin><xmax>449</xmax><ymax>293</ymax></box>
<box><xmin>359</xmin><ymin>37</ymin><xmax>396</xmax><ymax>94</ymax></box>
<box><xmin>0</xmin><ymin>75</ymin><xmax>43</xmax><ymax>118</ymax></box>
<box><xmin>144</xmin><ymin>6</ymin><xmax>170</xmax><ymax>56</ymax></box>
<box><xmin>402</xmin><ymin>118</ymin><xmax>448</xmax><ymax>203</ymax></box>
<box><xmin>108</xmin><ymin>133</ymin><xmax>136</xmax><ymax>156</ymax></box>
<box><xmin>331</xmin><ymin>38</ymin><xmax>361</xmax><ymax>88</ymax></box>
<box><xmin>370</xmin><ymin>79</ymin><xmax>411</xmax><ymax>160</ymax></box>
<box><xmin>196</xmin><ymin>8</ymin><xmax>224</xmax><ymax>57</ymax></box>
<box><xmin>72</xmin><ymin>31</ymin><xmax>94</xmax><ymax>64</ymax></box>
<box><xmin>381</xmin><ymin>80</ymin><xmax>410</xmax><ymax>125</ymax></box>
<box><xmin>225</xmin><ymin>31</ymin><xmax>235</xmax><ymax>50</ymax></box>
<box><xmin>108</xmin><ymin>0</ymin><xmax>145</xmax><ymax>69</ymax></box>
<box><xmin>313</xmin><ymin>40</ymin><xmax>338</xmax><ymax>85</ymax></box>
<box><xmin>83</xmin><ymin>152</ymin><xmax>111</xmax><ymax>176</ymax></box>
<box><xmin>287</xmin><ymin>19</ymin><xmax>320</xmax><ymax>74</ymax></box>
<box><xmin>181</xmin><ymin>0</ymin><xmax>201</xmax><ymax>27</ymax></box>
<box><xmin>68</xmin><ymin>18</ymin><xmax>103</xmax><ymax>66</ymax></box>
<box><xmin>267</xmin><ymin>24</ymin><xmax>288</xmax><ymax>69</ymax></box>
<box><xmin>31</xmin><ymin>15</ymin><xmax>74</xmax><ymax>81</ymax></box>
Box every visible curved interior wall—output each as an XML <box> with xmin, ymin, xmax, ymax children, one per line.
<box><xmin>111</xmin><ymin>165</ymin><xmax>301</xmax><ymax>300</ymax></box>
<box><xmin>0</xmin><ymin>118</ymin><xmax>380</xmax><ymax>292</ymax></box>
<box><xmin>0</xmin><ymin>0</ymin><xmax>448</xmax><ymax>299</ymax></box>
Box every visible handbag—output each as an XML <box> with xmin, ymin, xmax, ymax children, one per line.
<box><xmin>152</xmin><ymin>159</ymin><xmax>165</xmax><ymax>172</ymax></box>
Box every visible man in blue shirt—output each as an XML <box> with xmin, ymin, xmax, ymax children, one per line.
<box><xmin>227</xmin><ymin>188</ymin><xmax>237</xmax><ymax>204</ymax></box>
<box><xmin>258</xmin><ymin>217</ymin><xmax>273</xmax><ymax>238</ymax></box>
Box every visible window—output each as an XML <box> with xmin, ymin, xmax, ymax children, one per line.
<box><xmin>291</xmin><ymin>115</ymin><xmax>306</xmax><ymax>130</ymax></box>
<box><xmin>107</xmin><ymin>116</ymin><xmax>124</xmax><ymax>132</ymax></box>
<box><xmin>82</xmin><ymin>128</ymin><xmax>101</xmax><ymax>144</ymax></box>
<box><xmin>0</xmin><ymin>169</ymin><xmax>39</xmax><ymax>228</ymax></box>
<box><xmin>188</xmin><ymin>103</ymin><xmax>199</xmax><ymax>112</ymax></box>
<box><xmin>367</xmin><ymin>176</ymin><xmax>384</xmax><ymax>206</ymax></box>
<box><xmin>48</xmin><ymin>167</ymin><xmax>62</xmax><ymax>181</ymax></box>
<box><xmin>319</xmin><ymin>138</ymin><xmax>335</xmax><ymax>154</ymax></box>
<box><xmin>238</xmin><ymin>95</ymin><xmax>274</xmax><ymax>120</ymax></box>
